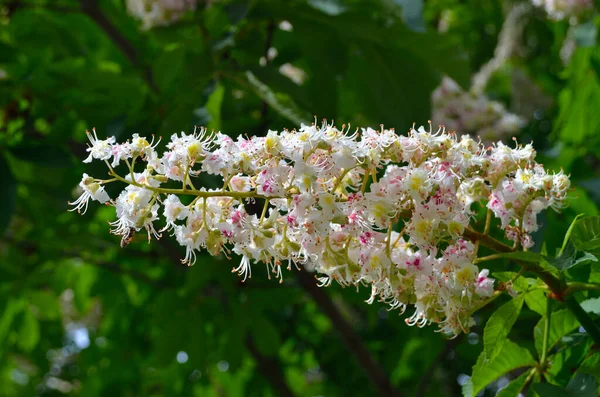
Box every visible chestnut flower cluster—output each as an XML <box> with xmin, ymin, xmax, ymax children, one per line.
<box><xmin>531</xmin><ymin>0</ymin><xmax>593</xmax><ymax>20</ymax></box>
<box><xmin>126</xmin><ymin>0</ymin><xmax>198</xmax><ymax>29</ymax></box>
<box><xmin>432</xmin><ymin>77</ymin><xmax>525</xmax><ymax>144</ymax></box>
<box><xmin>70</xmin><ymin>123</ymin><xmax>569</xmax><ymax>335</ymax></box>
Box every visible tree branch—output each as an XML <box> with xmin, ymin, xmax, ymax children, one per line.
<box><xmin>246</xmin><ymin>337</ymin><xmax>297</xmax><ymax>397</ymax></box>
<box><xmin>295</xmin><ymin>270</ymin><xmax>403</xmax><ymax>397</ymax></box>
<box><xmin>80</xmin><ymin>0</ymin><xmax>158</xmax><ymax>93</ymax></box>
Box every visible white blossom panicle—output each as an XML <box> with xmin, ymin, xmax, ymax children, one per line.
<box><xmin>532</xmin><ymin>0</ymin><xmax>594</xmax><ymax>20</ymax></box>
<box><xmin>432</xmin><ymin>77</ymin><xmax>526</xmax><ymax>144</ymax></box>
<box><xmin>71</xmin><ymin>121</ymin><xmax>570</xmax><ymax>335</ymax></box>
<box><xmin>126</xmin><ymin>0</ymin><xmax>198</xmax><ymax>29</ymax></box>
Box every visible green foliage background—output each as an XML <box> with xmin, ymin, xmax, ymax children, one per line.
<box><xmin>0</xmin><ymin>0</ymin><xmax>599</xmax><ymax>396</ymax></box>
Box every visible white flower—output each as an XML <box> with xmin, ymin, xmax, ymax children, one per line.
<box><xmin>69</xmin><ymin>174</ymin><xmax>111</xmax><ymax>213</ymax></box>
<box><xmin>74</xmin><ymin>120</ymin><xmax>570</xmax><ymax>336</ymax></box>
<box><xmin>83</xmin><ymin>129</ymin><xmax>115</xmax><ymax>163</ymax></box>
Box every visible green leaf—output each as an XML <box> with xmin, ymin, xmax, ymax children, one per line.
<box><xmin>484</xmin><ymin>294</ymin><xmax>525</xmax><ymax>362</ymax></box>
<box><xmin>10</xmin><ymin>144</ymin><xmax>71</xmax><ymax>167</ymax></box>
<box><xmin>0</xmin><ymin>299</ymin><xmax>25</xmax><ymax>358</ymax></box>
<box><xmin>561</xmin><ymin>214</ymin><xmax>585</xmax><ymax>256</ymax></box>
<box><xmin>548</xmin><ymin>241</ymin><xmax>596</xmax><ymax>271</ymax></box>
<box><xmin>533</xmin><ymin>382</ymin><xmax>568</xmax><ymax>397</ymax></box>
<box><xmin>152</xmin><ymin>44</ymin><xmax>186</xmax><ymax>94</ymax></box>
<box><xmin>580</xmin><ymin>297</ymin><xmax>600</xmax><ymax>314</ymax></box>
<box><xmin>250</xmin><ymin>315</ymin><xmax>281</xmax><ymax>356</ymax></box>
<box><xmin>245</xmin><ymin>71</ymin><xmax>312</xmax><ymax>125</ymax></box>
<box><xmin>0</xmin><ymin>155</ymin><xmax>17</xmax><ymax>235</ymax></box>
<box><xmin>496</xmin><ymin>370</ymin><xmax>533</xmax><ymax>397</ymax></box>
<box><xmin>566</xmin><ymin>373</ymin><xmax>598</xmax><ymax>397</ymax></box>
<box><xmin>464</xmin><ymin>340</ymin><xmax>536</xmax><ymax>397</ymax></box>
<box><xmin>206</xmin><ymin>83</ymin><xmax>225</xmax><ymax>132</ymax></box>
<box><xmin>534</xmin><ymin>309</ymin><xmax>580</xmax><ymax>358</ymax></box>
<box><xmin>579</xmin><ymin>352</ymin><xmax>600</xmax><ymax>377</ymax></box>
<box><xmin>17</xmin><ymin>310</ymin><xmax>40</xmax><ymax>352</ymax></box>
<box><xmin>27</xmin><ymin>290</ymin><xmax>61</xmax><ymax>320</ymax></box>
<box><xmin>525</xmin><ymin>289</ymin><xmax>548</xmax><ymax>316</ymax></box>
<box><xmin>571</xmin><ymin>216</ymin><xmax>600</xmax><ymax>252</ymax></box>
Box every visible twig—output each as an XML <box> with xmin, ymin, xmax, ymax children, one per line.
<box><xmin>246</xmin><ymin>337</ymin><xmax>297</xmax><ymax>397</ymax></box>
<box><xmin>80</xmin><ymin>0</ymin><xmax>158</xmax><ymax>93</ymax></box>
<box><xmin>295</xmin><ymin>270</ymin><xmax>403</xmax><ymax>397</ymax></box>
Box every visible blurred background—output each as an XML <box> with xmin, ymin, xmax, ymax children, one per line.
<box><xmin>1</xmin><ymin>0</ymin><xmax>599</xmax><ymax>396</ymax></box>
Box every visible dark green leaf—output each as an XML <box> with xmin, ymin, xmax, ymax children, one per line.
<box><xmin>566</xmin><ymin>372</ymin><xmax>599</xmax><ymax>397</ymax></box>
<box><xmin>250</xmin><ymin>315</ymin><xmax>281</xmax><ymax>356</ymax></box>
<box><xmin>496</xmin><ymin>370</ymin><xmax>532</xmax><ymax>397</ymax></box>
<box><xmin>0</xmin><ymin>155</ymin><xmax>17</xmax><ymax>234</ymax></box>
<box><xmin>579</xmin><ymin>352</ymin><xmax>600</xmax><ymax>377</ymax></box>
<box><xmin>533</xmin><ymin>382</ymin><xmax>568</xmax><ymax>397</ymax></box>
<box><xmin>245</xmin><ymin>71</ymin><xmax>311</xmax><ymax>125</ymax></box>
<box><xmin>10</xmin><ymin>144</ymin><xmax>71</xmax><ymax>167</ymax></box>
<box><xmin>153</xmin><ymin>44</ymin><xmax>186</xmax><ymax>94</ymax></box>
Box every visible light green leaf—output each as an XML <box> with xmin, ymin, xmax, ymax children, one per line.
<box><xmin>27</xmin><ymin>290</ymin><xmax>61</xmax><ymax>320</ymax></box>
<box><xmin>17</xmin><ymin>310</ymin><xmax>40</xmax><ymax>352</ymax></box>
<box><xmin>464</xmin><ymin>340</ymin><xmax>536</xmax><ymax>397</ymax></box>
<box><xmin>0</xmin><ymin>299</ymin><xmax>25</xmax><ymax>357</ymax></box>
<box><xmin>525</xmin><ymin>289</ymin><xmax>548</xmax><ymax>316</ymax></box>
<box><xmin>206</xmin><ymin>83</ymin><xmax>225</xmax><ymax>132</ymax></box>
<box><xmin>484</xmin><ymin>294</ymin><xmax>525</xmax><ymax>362</ymax></box>
<box><xmin>534</xmin><ymin>309</ymin><xmax>580</xmax><ymax>358</ymax></box>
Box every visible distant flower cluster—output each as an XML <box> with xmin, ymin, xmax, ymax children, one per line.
<box><xmin>532</xmin><ymin>0</ymin><xmax>593</xmax><ymax>20</ymax></box>
<box><xmin>71</xmin><ymin>122</ymin><xmax>569</xmax><ymax>335</ymax></box>
<box><xmin>126</xmin><ymin>0</ymin><xmax>198</xmax><ymax>29</ymax></box>
<box><xmin>432</xmin><ymin>77</ymin><xmax>526</xmax><ymax>144</ymax></box>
